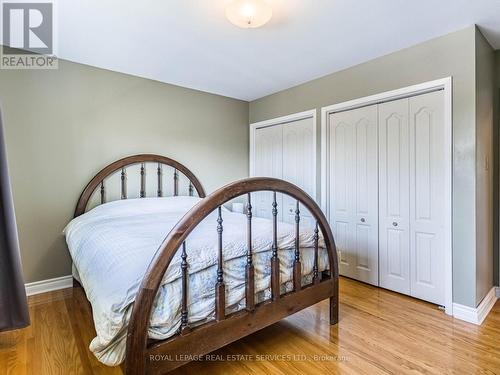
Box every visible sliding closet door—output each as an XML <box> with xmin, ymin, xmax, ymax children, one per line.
<box><xmin>329</xmin><ymin>105</ymin><xmax>379</xmax><ymax>285</ymax></box>
<box><xmin>282</xmin><ymin>118</ymin><xmax>315</xmax><ymax>227</ymax></box>
<box><xmin>378</xmin><ymin>98</ymin><xmax>411</xmax><ymax>294</ymax></box>
<box><xmin>253</xmin><ymin>125</ymin><xmax>283</xmax><ymax>220</ymax></box>
<box><xmin>409</xmin><ymin>91</ymin><xmax>446</xmax><ymax>305</ymax></box>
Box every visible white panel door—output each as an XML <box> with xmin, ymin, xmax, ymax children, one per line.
<box><xmin>328</xmin><ymin>114</ymin><xmax>352</xmax><ymax>279</ymax></box>
<box><xmin>409</xmin><ymin>90</ymin><xmax>446</xmax><ymax>305</ymax></box>
<box><xmin>282</xmin><ymin>118</ymin><xmax>315</xmax><ymax>228</ymax></box>
<box><xmin>378</xmin><ymin>98</ymin><xmax>411</xmax><ymax>294</ymax></box>
<box><xmin>329</xmin><ymin>105</ymin><xmax>379</xmax><ymax>285</ymax></box>
<box><xmin>253</xmin><ymin>125</ymin><xmax>283</xmax><ymax>220</ymax></box>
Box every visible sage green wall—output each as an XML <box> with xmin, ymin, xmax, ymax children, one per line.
<box><xmin>0</xmin><ymin>60</ymin><xmax>249</xmax><ymax>283</ymax></box>
<box><xmin>250</xmin><ymin>26</ymin><xmax>478</xmax><ymax>307</ymax></box>
<box><xmin>474</xmin><ymin>29</ymin><xmax>496</xmax><ymax>305</ymax></box>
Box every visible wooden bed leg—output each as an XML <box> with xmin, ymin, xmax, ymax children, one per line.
<box><xmin>330</xmin><ymin>278</ymin><xmax>339</xmax><ymax>325</ymax></box>
<box><xmin>126</xmin><ymin>290</ymin><xmax>155</xmax><ymax>375</ymax></box>
<box><xmin>330</xmin><ymin>296</ymin><xmax>339</xmax><ymax>325</ymax></box>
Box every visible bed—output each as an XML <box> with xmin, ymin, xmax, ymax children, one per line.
<box><xmin>67</xmin><ymin>154</ymin><xmax>339</xmax><ymax>375</ymax></box>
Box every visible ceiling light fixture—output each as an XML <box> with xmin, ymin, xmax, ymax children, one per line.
<box><xmin>225</xmin><ymin>0</ymin><xmax>273</xmax><ymax>29</ymax></box>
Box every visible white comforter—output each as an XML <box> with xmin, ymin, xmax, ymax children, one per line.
<box><xmin>64</xmin><ymin>196</ymin><xmax>328</xmax><ymax>366</ymax></box>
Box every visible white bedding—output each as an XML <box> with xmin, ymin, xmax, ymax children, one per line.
<box><xmin>64</xmin><ymin>196</ymin><xmax>328</xmax><ymax>366</ymax></box>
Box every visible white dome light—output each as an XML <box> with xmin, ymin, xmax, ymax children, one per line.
<box><xmin>225</xmin><ymin>0</ymin><xmax>273</xmax><ymax>29</ymax></box>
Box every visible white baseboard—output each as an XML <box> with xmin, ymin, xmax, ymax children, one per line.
<box><xmin>452</xmin><ymin>287</ymin><xmax>498</xmax><ymax>325</ymax></box>
<box><xmin>496</xmin><ymin>287</ymin><xmax>500</xmax><ymax>298</ymax></box>
<box><xmin>25</xmin><ymin>275</ymin><xmax>73</xmax><ymax>296</ymax></box>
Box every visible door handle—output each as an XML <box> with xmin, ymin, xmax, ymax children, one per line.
<box><xmin>360</xmin><ymin>218</ymin><xmax>366</xmax><ymax>223</ymax></box>
<box><xmin>392</xmin><ymin>222</ymin><xmax>398</xmax><ymax>227</ymax></box>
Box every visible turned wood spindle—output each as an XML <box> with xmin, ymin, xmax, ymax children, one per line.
<box><xmin>121</xmin><ymin>168</ymin><xmax>127</xmax><ymax>199</ymax></box>
<box><xmin>180</xmin><ymin>242</ymin><xmax>190</xmax><ymax>334</ymax></box>
<box><xmin>157</xmin><ymin>163</ymin><xmax>162</xmax><ymax>197</ymax></box>
<box><xmin>271</xmin><ymin>192</ymin><xmax>280</xmax><ymax>301</ymax></box>
<box><xmin>245</xmin><ymin>193</ymin><xmax>255</xmax><ymax>311</ymax></box>
<box><xmin>293</xmin><ymin>200</ymin><xmax>302</xmax><ymax>291</ymax></box>
<box><xmin>174</xmin><ymin>169</ymin><xmax>179</xmax><ymax>196</ymax></box>
<box><xmin>313</xmin><ymin>221</ymin><xmax>320</xmax><ymax>285</ymax></box>
<box><xmin>215</xmin><ymin>207</ymin><xmax>225</xmax><ymax>321</ymax></box>
<box><xmin>140</xmin><ymin>163</ymin><xmax>146</xmax><ymax>198</ymax></box>
<box><xmin>100</xmin><ymin>181</ymin><xmax>105</xmax><ymax>204</ymax></box>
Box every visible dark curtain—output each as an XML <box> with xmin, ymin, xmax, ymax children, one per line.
<box><xmin>0</xmin><ymin>109</ymin><xmax>29</xmax><ymax>332</ymax></box>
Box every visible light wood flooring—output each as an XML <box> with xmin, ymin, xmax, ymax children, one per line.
<box><xmin>1</xmin><ymin>277</ymin><xmax>499</xmax><ymax>374</ymax></box>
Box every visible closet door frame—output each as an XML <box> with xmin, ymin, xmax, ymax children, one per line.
<box><xmin>249</xmin><ymin>109</ymin><xmax>318</xmax><ymax>201</ymax></box>
<box><xmin>320</xmin><ymin>77</ymin><xmax>453</xmax><ymax>315</ymax></box>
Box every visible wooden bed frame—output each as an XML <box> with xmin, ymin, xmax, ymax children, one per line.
<box><xmin>73</xmin><ymin>154</ymin><xmax>339</xmax><ymax>375</ymax></box>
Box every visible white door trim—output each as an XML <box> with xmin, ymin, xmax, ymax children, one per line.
<box><xmin>320</xmin><ymin>77</ymin><xmax>453</xmax><ymax>315</ymax></box>
<box><xmin>249</xmin><ymin>109</ymin><xmax>318</xmax><ymax>199</ymax></box>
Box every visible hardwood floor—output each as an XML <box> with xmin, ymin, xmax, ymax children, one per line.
<box><xmin>1</xmin><ymin>277</ymin><xmax>499</xmax><ymax>374</ymax></box>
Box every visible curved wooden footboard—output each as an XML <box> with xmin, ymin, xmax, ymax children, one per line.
<box><xmin>125</xmin><ymin>177</ymin><xmax>339</xmax><ymax>375</ymax></box>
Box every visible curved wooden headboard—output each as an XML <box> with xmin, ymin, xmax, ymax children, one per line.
<box><xmin>74</xmin><ymin>154</ymin><xmax>206</xmax><ymax>217</ymax></box>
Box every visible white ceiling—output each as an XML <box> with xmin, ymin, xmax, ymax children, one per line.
<box><xmin>58</xmin><ymin>0</ymin><xmax>500</xmax><ymax>101</ymax></box>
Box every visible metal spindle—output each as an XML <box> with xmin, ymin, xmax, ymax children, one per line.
<box><xmin>271</xmin><ymin>192</ymin><xmax>280</xmax><ymax>301</ymax></box>
<box><xmin>140</xmin><ymin>163</ymin><xmax>146</xmax><ymax>198</ymax></box>
<box><xmin>313</xmin><ymin>222</ymin><xmax>320</xmax><ymax>285</ymax></box>
<box><xmin>180</xmin><ymin>242</ymin><xmax>190</xmax><ymax>334</ymax></box>
<box><xmin>174</xmin><ymin>169</ymin><xmax>179</xmax><ymax>196</ymax></box>
<box><xmin>121</xmin><ymin>168</ymin><xmax>127</xmax><ymax>199</ymax></box>
<box><xmin>245</xmin><ymin>193</ymin><xmax>255</xmax><ymax>311</ymax></box>
<box><xmin>293</xmin><ymin>200</ymin><xmax>302</xmax><ymax>291</ymax></box>
<box><xmin>157</xmin><ymin>163</ymin><xmax>162</xmax><ymax>197</ymax></box>
<box><xmin>188</xmin><ymin>182</ymin><xmax>194</xmax><ymax>197</ymax></box>
<box><xmin>100</xmin><ymin>181</ymin><xmax>105</xmax><ymax>204</ymax></box>
<box><xmin>215</xmin><ymin>207</ymin><xmax>225</xmax><ymax>321</ymax></box>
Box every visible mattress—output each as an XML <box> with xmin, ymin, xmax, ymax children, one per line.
<box><xmin>64</xmin><ymin>196</ymin><xmax>329</xmax><ymax>366</ymax></box>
